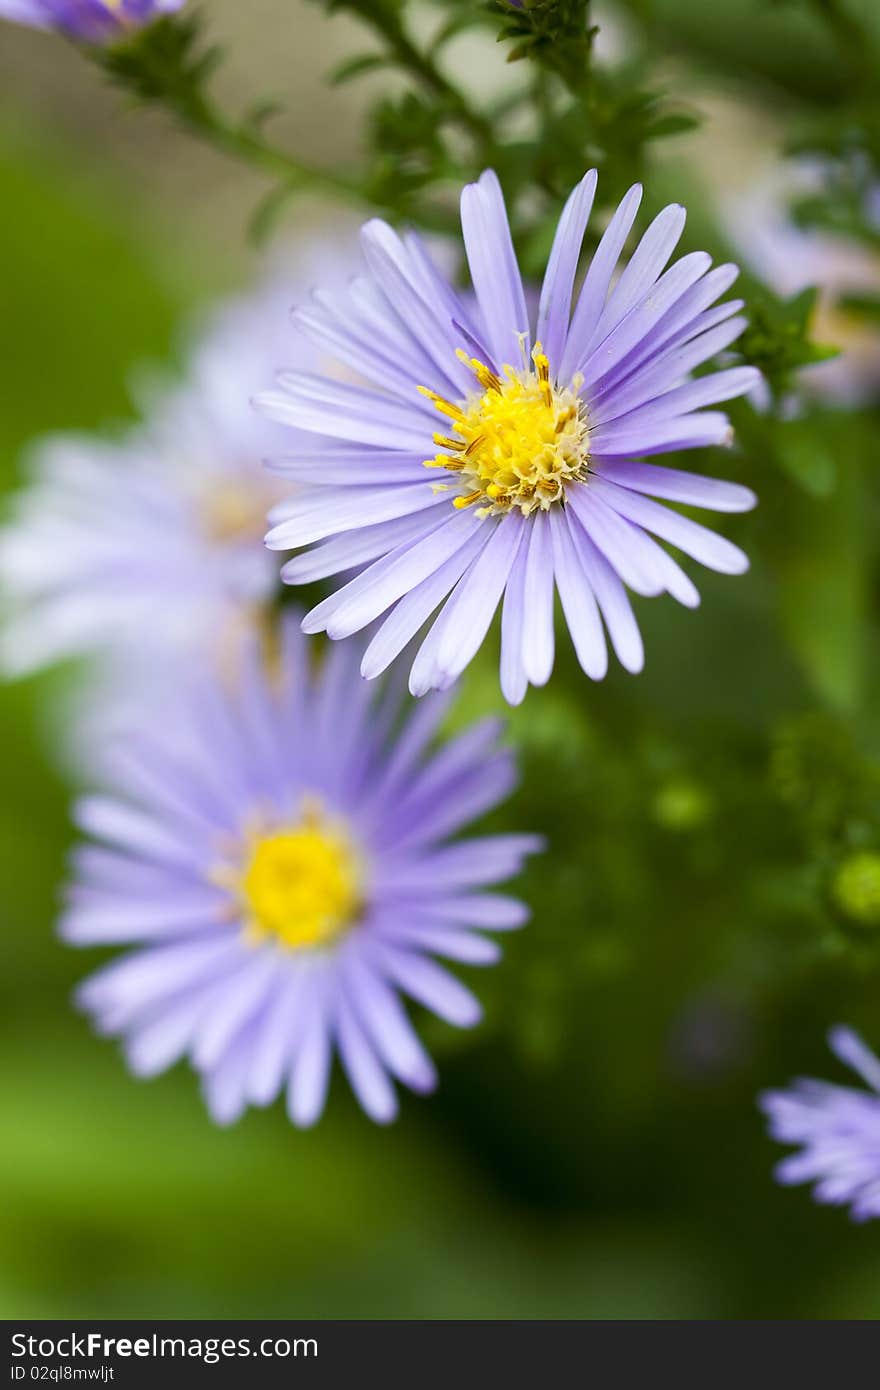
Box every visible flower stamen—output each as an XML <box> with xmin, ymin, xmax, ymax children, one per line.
<box><xmin>417</xmin><ymin>387</ymin><xmax>466</xmax><ymax>424</ymax></box>
<box><xmin>215</xmin><ymin>799</ymin><xmax>363</xmax><ymax>952</ymax></box>
<box><xmin>421</xmin><ymin>343</ymin><xmax>590</xmax><ymax>517</ymax></box>
<box><xmin>455</xmin><ymin>348</ymin><xmax>503</xmax><ymax>394</ymax></box>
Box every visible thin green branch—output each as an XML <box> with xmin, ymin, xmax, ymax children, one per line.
<box><xmin>97</xmin><ymin>16</ymin><xmax>368</xmax><ymax>223</ymax></box>
<box><xmin>328</xmin><ymin>0</ymin><xmax>495</xmax><ymax>151</ymax></box>
<box><xmin>173</xmin><ymin>90</ymin><xmax>364</xmax><ymax>209</ymax></box>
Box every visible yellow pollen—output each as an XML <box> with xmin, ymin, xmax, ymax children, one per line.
<box><xmin>421</xmin><ymin>344</ymin><xmax>589</xmax><ymax>517</ymax></box>
<box><xmin>231</xmin><ymin>805</ymin><xmax>362</xmax><ymax>951</ymax></box>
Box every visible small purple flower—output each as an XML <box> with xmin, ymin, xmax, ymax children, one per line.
<box><xmin>0</xmin><ymin>0</ymin><xmax>184</xmax><ymax>42</ymax></box>
<box><xmin>760</xmin><ymin>1027</ymin><xmax>880</xmax><ymax>1221</ymax></box>
<box><xmin>259</xmin><ymin>169</ymin><xmax>758</xmax><ymax>704</ymax></box>
<box><xmin>63</xmin><ymin>618</ymin><xmax>541</xmax><ymax>1126</ymax></box>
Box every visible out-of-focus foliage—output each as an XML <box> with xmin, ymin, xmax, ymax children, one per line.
<box><xmin>98</xmin><ymin>0</ymin><xmax>843</xmax><ymax>381</ymax></box>
<box><xmin>1</xmin><ymin>0</ymin><xmax>880</xmax><ymax>1320</ymax></box>
<box><xmin>737</xmin><ymin>290</ymin><xmax>840</xmax><ymax>401</ymax></box>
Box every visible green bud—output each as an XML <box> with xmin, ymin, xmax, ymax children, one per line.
<box><xmin>833</xmin><ymin>852</ymin><xmax>880</xmax><ymax>927</ymax></box>
<box><xmin>652</xmin><ymin>779</ymin><xmax>712</xmax><ymax>832</ymax></box>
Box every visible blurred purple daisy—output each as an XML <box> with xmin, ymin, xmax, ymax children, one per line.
<box><xmin>760</xmin><ymin>1027</ymin><xmax>880</xmax><ymax>1221</ymax></box>
<box><xmin>63</xmin><ymin>618</ymin><xmax>540</xmax><ymax>1126</ymax></box>
<box><xmin>723</xmin><ymin>160</ymin><xmax>880</xmax><ymax>407</ymax></box>
<box><xmin>259</xmin><ymin>169</ymin><xmax>759</xmax><ymax>704</ymax></box>
<box><xmin>0</xmin><ymin>254</ymin><xmax>346</xmax><ymax>677</ymax></box>
<box><xmin>0</xmin><ymin>0</ymin><xmax>183</xmax><ymax>41</ymax></box>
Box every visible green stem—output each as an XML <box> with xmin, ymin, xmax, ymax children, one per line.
<box><xmin>96</xmin><ymin>27</ymin><xmax>368</xmax><ymax>215</ymax></box>
<box><xmin>176</xmin><ymin>92</ymin><xmax>459</xmax><ymax>234</ymax></box>
<box><xmin>180</xmin><ymin>92</ymin><xmax>365</xmax><ymax>209</ymax></box>
<box><xmin>339</xmin><ymin>1</ymin><xmax>494</xmax><ymax>151</ymax></box>
<box><xmin>94</xmin><ymin>13</ymin><xmax>490</xmax><ymax>234</ymax></box>
<box><xmin>386</xmin><ymin>25</ymin><xmax>494</xmax><ymax>146</ymax></box>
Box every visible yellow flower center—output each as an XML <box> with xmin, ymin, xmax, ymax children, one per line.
<box><xmin>201</xmin><ymin>482</ymin><xmax>270</xmax><ymax>545</ymax></box>
<box><xmin>420</xmin><ymin>344</ymin><xmax>590</xmax><ymax>517</ymax></box>
<box><xmin>237</xmin><ymin>807</ymin><xmax>362</xmax><ymax>951</ymax></box>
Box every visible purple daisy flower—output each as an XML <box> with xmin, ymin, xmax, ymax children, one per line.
<box><xmin>258</xmin><ymin>169</ymin><xmax>759</xmax><ymax>704</ymax></box>
<box><xmin>760</xmin><ymin>1027</ymin><xmax>880</xmax><ymax>1221</ymax></box>
<box><xmin>0</xmin><ymin>0</ymin><xmax>184</xmax><ymax>42</ymax></box>
<box><xmin>63</xmin><ymin>618</ymin><xmax>541</xmax><ymax>1126</ymax></box>
<box><xmin>0</xmin><ymin>254</ymin><xmax>351</xmax><ymax>677</ymax></box>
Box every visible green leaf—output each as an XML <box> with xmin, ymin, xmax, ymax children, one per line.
<box><xmin>246</xmin><ymin>182</ymin><xmax>298</xmax><ymax>248</ymax></box>
<box><xmin>243</xmin><ymin>98</ymin><xmax>285</xmax><ymax>133</ymax></box>
<box><xmin>647</xmin><ymin>110</ymin><xmax>701</xmax><ymax>138</ymax></box>
<box><xmin>328</xmin><ymin>52</ymin><xmax>390</xmax><ymax>86</ymax></box>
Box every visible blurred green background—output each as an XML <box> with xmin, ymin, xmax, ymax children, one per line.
<box><xmin>2</xmin><ymin>0</ymin><xmax>880</xmax><ymax>1319</ymax></box>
